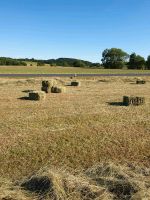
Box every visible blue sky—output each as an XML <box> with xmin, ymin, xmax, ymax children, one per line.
<box><xmin>0</xmin><ymin>0</ymin><xmax>150</xmax><ymax>62</ymax></box>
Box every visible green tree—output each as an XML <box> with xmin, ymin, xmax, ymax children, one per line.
<box><xmin>101</xmin><ymin>48</ymin><xmax>129</xmax><ymax>69</ymax></box>
<box><xmin>0</xmin><ymin>57</ymin><xmax>27</xmax><ymax>66</ymax></box>
<box><xmin>128</xmin><ymin>53</ymin><xmax>145</xmax><ymax>69</ymax></box>
<box><xmin>146</xmin><ymin>55</ymin><xmax>150</xmax><ymax>69</ymax></box>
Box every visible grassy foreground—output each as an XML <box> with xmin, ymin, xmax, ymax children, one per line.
<box><xmin>0</xmin><ymin>77</ymin><xmax>150</xmax><ymax>199</ymax></box>
<box><xmin>0</xmin><ymin>65</ymin><xmax>150</xmax><ymax>74</ymax></box>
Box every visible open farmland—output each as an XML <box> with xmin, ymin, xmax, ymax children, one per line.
<box><xmin>0</xmin><ymin>77</ymin><xmax>150</xmax><ymax>200</ymax></box>
<box><xmin>0</xmin><ymin>65</ymin><xmax>150</xmax><ymax>75</ymax></box>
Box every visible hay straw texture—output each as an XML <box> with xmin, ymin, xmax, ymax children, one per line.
<box><xmin>0</xmin><ymin>179</ymin><xmax>34</xmax><ymax>200</ymax></box>
<box><xmin>51</xmin><ymin>86</ymin><xmax>66</xmax><ymax>93</ymax></box>
<box><xmin>0</xmin><ymin>76</ymin><xmax>150</xmax><ymax>199</ymax></box>
<box><xmin>29</xmin><ymin>91</ymin><xmax>46</xmax><ymax>101</ymax></box>
<box><xmin>1</xmin><ymin>162</ymin><xmax>150</xmax><ymax>200</ymax></box>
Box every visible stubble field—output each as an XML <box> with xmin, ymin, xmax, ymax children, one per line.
<box><xmin>0</xmin><ymin>76</ymin><xmax>150</xmax><ymax>200</ymax></box>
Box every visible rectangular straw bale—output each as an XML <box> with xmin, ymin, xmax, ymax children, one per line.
<box><xmin>123</xmin><ymin>96</ymin><xmax>145</xmax><ymax>106</ymax></box>
<box><xmin>71</xmin><ymin>81</ymin><xmax>81</xmax><ymax>86</ymax></box>
<box><xmin>29</xmin><ymin>91</ymin><xmax>46</xmax><ymax>101</ymax></box>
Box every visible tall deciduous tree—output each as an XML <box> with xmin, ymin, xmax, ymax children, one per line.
<box><xmin>128</xmin><ymin>53</ymin><xmax>145</xmax><ymax>69</ymax></box>
<box><xmin>146</xmin><ymin>55</ymin><xmax>150</xmax><ymax>69</ymax></box>
<box><xmin>101</xmin><ymin>48</ymin><xmax>129</xmax><ymax>69</ymax></box>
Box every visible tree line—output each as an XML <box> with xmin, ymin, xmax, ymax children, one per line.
<box><xmin>0</xmin><ymin>48</ymin><xmax>150</xmax><ymax>69</ymax></box>
<box><xmin>0</xmin><ymin>57</ymin><xmax>27</xmax><ymax>66</ymax></box>
<box><xmin>19</xmin><ymin>58</ymin><xmax>101</xmax><ymax>68</ymax></box>
<box><xmin>0</xmin><ymin>57</ymin><xmax>100</xmax><ymax>67</ymax></box>
<box><xmin>101</xmin><ymin>48</ymin><xmax>150</xmax><ymax>69</ymax></box>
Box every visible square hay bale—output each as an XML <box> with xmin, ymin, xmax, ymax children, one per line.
<box><xmin>123</xmin><ymin>96</ymin><xmax>145</xmax><ymax>106</ymax></box>
<box><xmin>136</xmin><ymin>80</ymin><xmax>146</xmax><ymax>84</ymax></box>
<box><xmin>71</xmin><ymin>81</ymin><xmax>81</xmax><ymax>86</ymax></box>
<box><xmin>29</xmin><ymin>91</ymin><xmax>46</xmax><ymax>101</ymax></box>
<box><xmin>51</xmin><ymin>86</ymin><xmax>66</xmax><ymax>93</ymax></box>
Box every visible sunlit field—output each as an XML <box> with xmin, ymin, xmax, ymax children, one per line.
<box><xmin>0</xmin><ymin>76</ymin><xmax>150</xmax><ymax>199</ymax></box>
<box><xmin>0</xmin><ymin>65</ymin><xmax>150</xmax><ymax>74</ymax></box>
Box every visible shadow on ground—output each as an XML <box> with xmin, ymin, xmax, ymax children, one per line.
<box><xmin>130</xmin><ymin>83</ymin><xmax>137</xmax><ymax>85</ymax></box>
<box><xmin>65</xmin><ymin>84</ymin><xmax>72</xmax><ymax>86</ymax></box>
<box><xmin>18</xmin><ymin>97</ymin><xmax>30</xmax><ymax>100</ymax></box>
<box><xmin>22</xmin><ymin>90</ymin><xmax>34</xmax><ymax>93</ymax></box>
<box><xmin>21</xmin><ymin>176</ymin><xmax>52</xmax><ymax>194</ymax></box>
<box><xmin>107</xmin><ymin>102</ymin><xmax>125</xmax><ymax>106</ymax></box>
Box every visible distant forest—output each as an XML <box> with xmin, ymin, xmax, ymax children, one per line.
<box><xmin>19</xmin><ymin>58</ymin><xmax>101</xmax><ymax>68</ymax></box>
<box><xmin>0</xmin><ymin>57</ymin><xmax>101</xmax><ymax>68</ymax></box>
<box><xmin>0</xmin><ymin>48</ymin><xmax>150</xmax><ymax>69</ymax></box>
<box><xmin>0</xmin><ymin>57</ymin><xmax>27</xmax><ymax>66</ymax></box>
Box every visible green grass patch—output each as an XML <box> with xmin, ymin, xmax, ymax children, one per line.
<box><xmin>0</xmin><ymin>65</ymin><xmax>150</xmax><ymax>74</ymax></box>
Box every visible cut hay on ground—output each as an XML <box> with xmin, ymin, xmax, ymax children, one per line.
<box><xmin>1</xmin><ymin>162</ymin><xmax>150</xmax><ymax>200</ymax></box>
<box><xmin>0</xmin><ymin>76</ymin><xmax>150</xmax><ymax>200</ymax></box>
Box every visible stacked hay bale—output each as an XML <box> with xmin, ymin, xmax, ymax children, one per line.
<box><xmin>29</xmin><ymin>91</ymin><xmax>46</xmax><ymax>101</ymax></box>
<box><xmin>41</xmin><ymin>80</ymin><xmax>58</xmax><ymax>93</ymax></box>
<box><xmin>123</xmin><ymin>96</ymin><xmax>145</xmax><ymax>106</ymax></box>
<box><xmin>71</xmin><ymin>80</ymin><xmax>81</xmax><ymax>86</ymax></box>
<box><xmin>41</xmin><ymin>79</ymin><xmax>66</xmax><ymax>94</ymax></box>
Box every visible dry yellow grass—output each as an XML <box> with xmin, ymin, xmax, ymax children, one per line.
<box><xmin>0</xmin><ymin>163</ymin><xmax>149</xmax><ymax>200</ymax></box>
<box><xmin>0</xmin><ymin>76</ymin><xmax>150</xmax><ymax>199</ymax></box>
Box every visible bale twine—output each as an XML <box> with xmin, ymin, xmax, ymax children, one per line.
<box><xmin>51</xmin><ymin>86</ymin><xmax>66</xmax><ymax>93</ymax></box>
<box><xmin>71</xmin><ymin>81</ymin><xmax>81</xmax><ymax>86</ymax></box>
<box><xmin>29</xmin><ymin>91</ymin><xmax>46</xmax><ymax>101</ymax></box>
<box><xmin>123</xmin><ymin>96</ymin><xmax>145</xmax><ymax>106</ymax></box>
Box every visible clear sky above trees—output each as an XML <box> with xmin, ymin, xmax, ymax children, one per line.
<box><xmin>0</xmin><ymin>0</ymin><xmax>150</xmax><ymax>62</ymax></box>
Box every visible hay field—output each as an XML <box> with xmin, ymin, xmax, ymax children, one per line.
<box><xmin>0</xmin><ymin>77</ymin><xmax>150</xmax><ymax>199</ymax></box>
<box><xmin>0</xmin><ymin>65</ymin><xmax>150</xmax><ymax>74</ymax></box>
